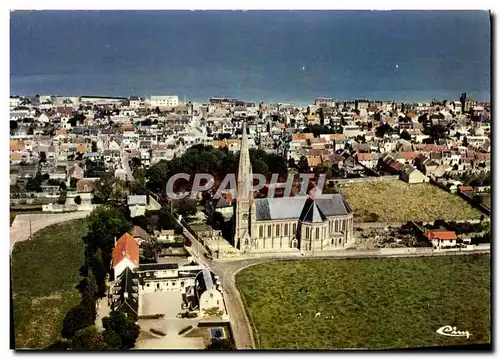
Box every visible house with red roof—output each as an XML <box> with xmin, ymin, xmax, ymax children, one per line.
<box><xmin>424</xmin><ymin>230</ymin><xmax>458</xmax><ymax>251</ymax></box>
<box><xmin>112</xmin><ymin>233</ymin><xmax>140</xmax><ymax>279</ymax></box>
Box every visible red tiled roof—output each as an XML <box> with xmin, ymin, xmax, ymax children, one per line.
<box><xmin>458</xmin><ymin>186</ymin><xmax>473</xmax><ymax>192</ymax></box>
<box><xmin>356</xmin><ymin>153</ymin><xmax>374</xmax><ymax>161</ymax></box>
<box><xmin>424</xmin><ymin>230</ymin><xmax>457</xmax><ymax>241</ymax></box>
<box><xmin>112</xmin><ymin>233</ymin><xmax>139</xmax><ymax>268</ymax></box>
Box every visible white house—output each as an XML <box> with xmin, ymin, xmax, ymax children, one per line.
<box><xmin>425</xmin><ymin>230</ymin><xmax>458</xmax><ymax>251</ymax></box>
<box><xmin>149</xmin><ymin>95</ymin><xmax>179</xmax><ymax>108</ymax></box>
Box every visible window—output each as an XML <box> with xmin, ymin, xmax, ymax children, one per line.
<box><xmin>259</xmin><ymin>225</ymin><xmax>263</xmax><ymax>238</ymax></box>
<box><xmin>267</xmin><ymin>225</ymin><xmax>271</xmax><ymax>237</ymax></box>
<box><xmin>284</xmin><ymin>224</ymin><xmax>288</xmax><ymax>236</ymax></box>
<box><xmin>147</xmin><ymin>283</ymin><xmax>150</xmax><ymax>287</ymax></box>
<box><xmin>217</xmin><ymin>300</ymin><xmax>219</xmax><ymax>305</ymax></box>
<box><xmin>293</xmin><ymin>223</ymin><xmax>297</xmax><ymax>234</ymax></box>
<box><xmin>276</xmin><ymin>225</ymin><xmax>280</xmax><ymax>237</ymax></box>
<box><xmin>316</xmin><ymin>228</ymin><xmax>319</xmax><ymax>239</ymax></box>
<box><xmin>172</xmin><ymin>281</ymin><xmax>176</xmax><ymax>286</ymax></box>
<box><xmin>181</xmin><ymin>282</ymin><xmax>184</xmax><ymax>287</ymax></box>
<box><xmin>335</xmin><ymin>220</ymin><xmax>339</xmax><ymax>232</ymax></box>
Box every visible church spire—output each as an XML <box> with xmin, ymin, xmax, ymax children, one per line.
<box><xmin>237</xmin><ymin>121</ymin><xmax>253</xmax><ymax>201</ymax></box>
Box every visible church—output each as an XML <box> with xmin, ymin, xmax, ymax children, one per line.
<box><xmin>233</xmin><ymin>122</ymin><xmax>355</xmax><ymax>254</ymax></box>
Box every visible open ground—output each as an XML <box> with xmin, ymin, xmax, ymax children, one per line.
<box><xmin>337</xmin><ymin>181</ymin><xmax>483</xmax><ymax>223</ymax></box>
<box><xmin>235</xmin><ymin>254</ymin><xmax>490</xmax><ymax>349</ymax></box>
<box><xmin>10</xmin><ymin>218</ymin><xmax>87</xmax><ymax>349</ymax></box>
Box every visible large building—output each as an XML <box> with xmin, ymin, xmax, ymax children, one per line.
<box><xmin>233</xmin><ymin>122</ymin><xmax>355</xmax><ymax>254</ymax></box>
<box><xmin>149</xmin><ymin>95</ymin><xmax>179</xmax><ymax>108</ymax></box>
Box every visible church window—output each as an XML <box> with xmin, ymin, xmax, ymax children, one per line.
<box><xmin>342</xmin><ymin>220</ymin><xmax>345</xmax><ymax>231</ymax></box>
<box><xmin>335</xmin><ymin>220</ymin><xmax>339</xmax><ymax>232</ymax></box>
<box><xmin>259</xmin><ymin>225</ymin><xmax>263</xmax><ymax>238</ymax></box>
<box><xmin>267</xmin><ymin>225</ymin><xmax>272</xmax><ymax>237</ymax></box>
<box><xmin>276</xmin><ymin>225</ymin><xmax>280</xmax><ymax>237</ymax></box>
<box><xmin>284</xmin><ymin>224</ymin><xmax>288</xmax><ymax>236</ymax></box>
<box><xmin>315</xmin><ymin>228</ymin><xmax>319</xmax><ymax>239</ymax></box>
<box><xmin>339</xmin><ymin>238</ymin><xmax>342</xmax><ymax>245</ymax></box>
<box><xmin>305</xmin><ymin>227</ymin><xmax>309</xmax><ymax>239</ymax></box>
<box><xmin>293</xmin><ymin>223</ymin><xmax>297</xmax><ymax>234</ymax></box>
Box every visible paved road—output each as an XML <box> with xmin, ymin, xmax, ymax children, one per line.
<box><xmin>10</xmin><ymin>211</ymin><xmax>92</xmax><ymax>253</ymax></box>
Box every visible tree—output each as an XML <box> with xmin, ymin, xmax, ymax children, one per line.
<box><xmin>93</xmin><ymin>173</ymin><xmax>125</xmax><ymax>204</ymax></box>
<box><xmin>89</xmin><ymin>249</ymin><xmax>107</xmax><ymax>298</ymax></box>
<box><xmin>71</xmin><ymin>326</ymin><xmax>106</xmax><ymax>350</ymax></box>
<box><xmin>103</xmin><ymin>328</ymin><xmax>122</xmax><ymax>349</ymax></box>
<box><xmin>206</xmin><ymin>338</ymin><xmax>235</xmax><ymax>350</ymax></box>
<box><xmin>175</xmin><ymin>200</ymin><xmax>197</xmax><ymax>218</ymax></box>
<box><xmin>297</xmin><ymin>156</ymin><xmax>310</xmax><ymax>173</ymax></box>
<box><xmin>102</xmin><ymin>311</ymin><xmax>140</xmax><ymax>350</ymax></box>
<box><xmin>58</xmin><ymin>190</ymin><xmax>67</xmax><ymax>205</ymax></box>
<box><xmin>74</xmin><ymin>195</ymin><xmax>82</xmax><ymax>205</ymax></box>
<box><xmin>61</xmin><ymin>305</ymin><xmax>93</xmax><ymax>339</ymax></box>
<box><xmin>141</xmin><ymin>236</ymin><xmax>160</xmax><ymax>262</ymax></box>
<box><xmin>84</xmin><ymin>206</ymin><xmax>131</xmax><ymax>269</ymax></box>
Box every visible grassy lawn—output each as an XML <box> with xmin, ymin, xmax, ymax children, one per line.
<box><xmin>11</xmin><ymin>218</ymin><xmax>88</xmax><ymax>349</ymax></box>
<box><xmin>236</xmin><ymin>255</ymin><xmax>490</xmax><ymax>349</ymax></box>
<box><xmin>337</xmin><ymin>181</ymin><xmax>483</xmax><ymax>222</ymax></box>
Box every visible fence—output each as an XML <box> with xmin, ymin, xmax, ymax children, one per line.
<box><xmin>457</xmin><ymin>191</ymin><xmax>491</xmax><ymax>216</ymax></box>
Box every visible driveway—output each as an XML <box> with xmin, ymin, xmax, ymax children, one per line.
<box><xmin>9</xmin><ymin>211</ymin><xmax>91</xmax><ymax>253</ymax></box>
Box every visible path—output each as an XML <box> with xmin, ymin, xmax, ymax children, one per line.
<box><xmin>10</xmin><ymin>211</ymin><xmax>92</xmax><ymax>253</ymax></box>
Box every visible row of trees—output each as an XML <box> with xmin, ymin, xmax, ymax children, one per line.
<box><xmin>145</xmin><ymin>144</ymin><xmax>288</xmax><ymax>194</ymax></box>
<box><xmin>54</xmin><ymin>205</ymin><xmax>140</xmax><ymax>350</ymax></box>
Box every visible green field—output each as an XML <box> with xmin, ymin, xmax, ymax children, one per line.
<box><xmin>236</xmin><ymin>255</ymin><xmax>490</xmax><ymax>349</ymax></box>
<box><xmin>337</xmin><ymin>181</ymin><xmax>483</xmax><ymax>222</ymax></box>
<box><xmin>11</xmin><ymin>218</ymin><xmax>88</xmax><ymax>349</ymax></box>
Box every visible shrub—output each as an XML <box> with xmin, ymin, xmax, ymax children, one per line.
<box><xmin>138</xmin><ymin>314</ymin><xmax>164</xmax><ymax>320</ymax></box>
<box><xmin>178</xmin><ymin>325</ymin><xmax>193</xmax><ymax>335</ymax></box>
<box><xmin>150</xmin><ymin>328</ymin><xmax>166</xmax><ymax>336</ymax></box>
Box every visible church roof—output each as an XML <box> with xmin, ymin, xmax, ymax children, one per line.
<box><xmin>299</xmin><ymin>197</ymin><xmax>327</xmax><ymax>223</ymax></box>
<box><xmin>255</xmin><ymin>194</ymin><xmax>351</xmax><ymax>221</ymax></box>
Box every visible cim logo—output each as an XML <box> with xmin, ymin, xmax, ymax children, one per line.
<box><xmin>436</xmin><ymin>325</ymin><xmax>472</xmax><ymax>339</ymax></box>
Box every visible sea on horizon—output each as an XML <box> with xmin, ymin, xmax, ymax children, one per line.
<box><xmin>10</xmin><ymin>10</ymin><xmax>491</xmax><ymax>104</ymax></box>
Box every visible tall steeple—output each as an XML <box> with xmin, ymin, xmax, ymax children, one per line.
<box><xmin>237</xmin><ymin>121</ymin><xmax>253</xmax><ymax>201</ymax></box>
<box><xmin>234</xmin><ymin>121</ymin><xmax>255</xmax><ymax>252</ymax></box>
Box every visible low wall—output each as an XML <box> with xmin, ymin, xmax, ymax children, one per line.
<box><xmin>353</xmin><ymin>222</ymin><xmax>406</xmax><ymax>229</ymax></box>
<box><xmin>328</xmin><ymin>175</ymin><xmax>399</xmax><ymax>186</ymax></box>
<box><xmin>379</xmin><ymin>247</ymin><xmax>432</xmax><ymax>255</ymax></box>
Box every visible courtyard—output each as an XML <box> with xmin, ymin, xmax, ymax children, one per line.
<box><xmin>337</xmin><ymin>181</ymin><xmax>483</xmax><ymax>223</ymax></box>
<box><xmin>135</xmin><ymin>290</ymin><xmax>205</xmax><ymax>349</ymax></box>
<box><xmin>235</xmin><ymin>255</ymin><xmax>490</xmax><ymax>349</ymax></box>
